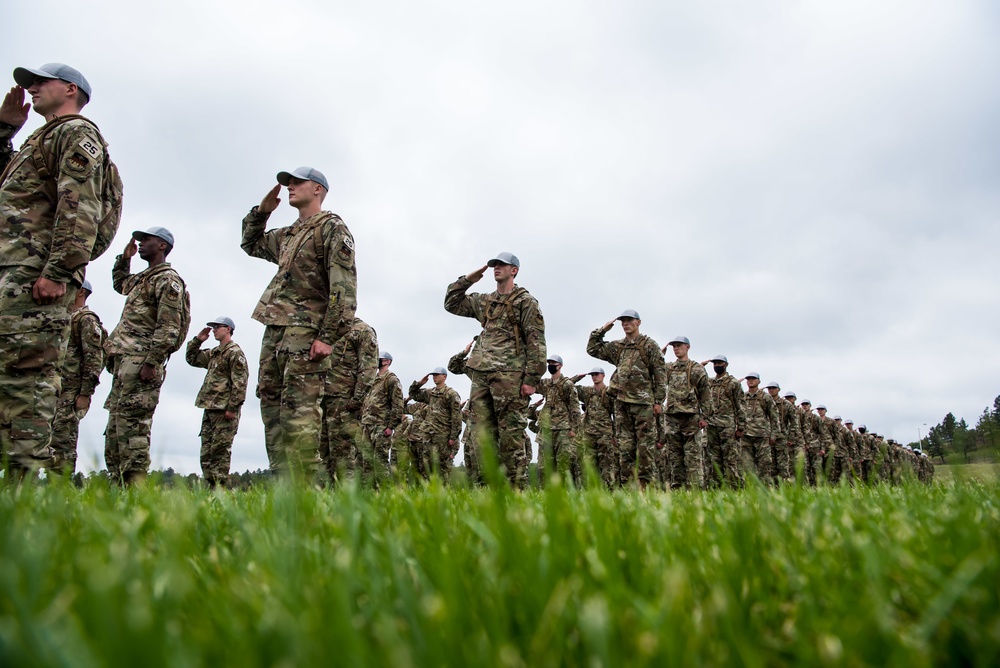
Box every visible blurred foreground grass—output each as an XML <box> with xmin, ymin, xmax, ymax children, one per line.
<box><xmin>1</xmin><ymin>478</ymin><xmax>998</xmax><ymax>667</ymax></box>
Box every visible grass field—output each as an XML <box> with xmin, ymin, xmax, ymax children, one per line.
<box><xmin>1</xmin><ymin>477</ymin><xmax>998</xmax><ymax>667</ymax></box>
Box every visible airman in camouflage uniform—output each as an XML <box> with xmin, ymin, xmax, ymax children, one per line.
<box><xmin>360</xmin><ymin>351</ymin><xmax>404</xmax><ymax>485</ymax></box>
<box><xmin>185</xmin><ymin>316</ymin><xmax>249</xmax><ymax>488</ymax></box>
<box><xmin>815</xmin><ymin>405</ymin><xmax>837</xmax><ymax>483</ymax></box>
<box><xmin>0</xmin><ymin>64</ymin><xmax>117</xmax><ymax>476</ymax></box>
<box><xmin>448</xmin><ymin>340</ymin><xmax>481</xmax><ymax>484</ymax></box>
<box><xmin>839</xmin><ymin>418</ymin><xmax>861</xmax><ymax>486</ymax></box>
<box><xmin>49</xmin><ymin>280</ymin><xmax>105</xmax><ymax>475</ymax></box>
<box><xmin>104</xmin><ymin>228</ymin><xmax>190</xmax><ymax>485</ymax></box>
<box><xmin>588</xmin><ymin>311</ymin><xmax>666</xmax><ymax>489</ymax></box>
<box><xmin>663</xmin><ymin>336</ymin><xmax>713</xmax><ymax>490</ymax></box>
<box><xmin>798</xmin><ymin>400</ymin><xmax>823</xmax><ymax>485</ymax></box>
<box><xmin>741</xmin><ymin>373</ymin><xmax>779</xmax><ymax>484</ymax></box>
<box><xmin>444</xmin><ymin>252</ymin><xmax>546</xmax><ymax>488</ymax></box>
<box><xmin>241</xmin><ymin>167</ymin><xmax>357</xmax><ymax>479</ymax></box>
<box><xmin>408</xmin><ymin>368</ymin><xmax>462</xmax><ymax>482</ymax></box>
<box><xmin>571</xmin><ymin>367</ymin><xmax>618</xmax><ymax>489</ymax></box>
<box><xmin>856</xmin><ymin>424</ymin><xmax>875</xmax><ymax>484</ymax></box>
<box><xmin>399</xmin><ymin>399</ymin><xmax>428</xmax><ymax>478</ymax></box>
<box><xmin>320</xmin><ymin>316</ymin><xmax>377</xmax><ymax>482</ymax></box>
<box><xmin>535</xmin><ymin>355</ymin><xmax>582</xmax><ymax>486</ymax></box>
<box><xmin>767</xmin><ymin>384</ymin><xmax>800</xmax><ymax>482</ymax></box>
<box><xmin>703</xmin><ymin>355</ymin><xmax>745</xmax><ymax>488</ymax></box>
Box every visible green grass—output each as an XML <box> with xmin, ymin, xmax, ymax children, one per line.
<box><xmin>1</xmin><ymin>479</ymin><xmax>998</xmax><ymax>667</ymax></box>
<box><xmin>935</xmin><ymin>463</ymin><xmax>999</xmax><ymax>484</ymax></box>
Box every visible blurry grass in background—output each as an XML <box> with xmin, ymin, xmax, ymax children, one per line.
<box><xmin>1</xmin><ymin>478</ymin><xmax>997</xmax><ymax>667</ymax></box>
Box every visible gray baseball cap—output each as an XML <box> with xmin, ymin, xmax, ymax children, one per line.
<box><xmin>816</xmin><ymin>404</ymin><xmax>827</xmax><ymax>411</ymax></box>
<box><xmin>547</xmin><ymin>354</ymin><xmax>563</xmax><ymax>365</ymax></box>
<box><xmin>800</xmin><ymin>399</ymin><xmax>812</xmax><ymax>405</ymax></box>
<box><xmin>669</xmin><ymin>335</ymin><xmax>690</xmax><ymax>346</ymax></box>
<box><xmin>783</xmin><ymin>391</ymin><xmax>797</xmax><ymax>399</ymax></box>
<box><xmin>845</xmin><ymin>418</ymin><xmax>854</xmax><ymax>425</ymax></box>
<box><xmin>763</xmin><ymin>380</ymin><xmax>780</xmax><ymax>389</ymax></box>
<box><xmin>487</xmin><ymin>252</ymin><xmax>520</xmax><ymax>268</ymax></box>
<box><xmin>833</xmin><ymin>415</ymin><xmax>842</xmax><ymax>421</ymax></box>
<box><xmin>709</xmin><ymin>354</ymin><xmax>728</xmax><ymax>363</ymax></box>
<box><xmin>14</xmin><ymin>63</ymin><xmax>92</xmax><ymax>99</ymax></box>
<box><xmin>379</xmin><ymin>351</ymin><xmax>393</xmax><ymax>361</ymax></box>
<box><xmin>430</xmin><ymin>367</ymin><xmax>448</xmax><ymax>376</ymax></box>
<box><xmin>858</xmin><ymin>424</ymin><xmax>867</xmax><ymax>430</ymax></box>
<box><xmin>745</xmin><ymin>372</ymin><xmax>760</xmax><ymax>380</ymax></box>
<box><xmin>207</xmin><ymin>316</ymin><xmax>236</xmax><ymax>331</ymax></box>
<box><xmin>81</xmin><ymin>279</ymin><xmax>94</xmax><ymax>293</ymax></box>
<box><xmin>589</xmin><ymin>367</ymin><xmax>605</xmax><ymax>375</ymax></box>
<box><xmin>132</xmin><ymin>226</ymin><xmax>175</xmax><ymax>246</ymax></box>
<box><xmin>276</xmin><ymin>166</ymin><xmax>329</xmax><ymax>190</ymax></box>
<box><xmin>617</xmin><ymin>309</ymin><xmax>641</xmax><ymax>320</ymax></box>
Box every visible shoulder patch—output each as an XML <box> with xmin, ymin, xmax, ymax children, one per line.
<box><xmin>78</xmin><ymin>136</ymin><xmax>101</xmax><ymax>160</ymax></box>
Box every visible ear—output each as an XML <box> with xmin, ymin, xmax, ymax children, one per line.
<box><xmin>510</xmin><ymin>266</ymin><xmax>519</xmax><ymax>277</ymax></box>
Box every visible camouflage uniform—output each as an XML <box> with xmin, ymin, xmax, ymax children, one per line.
<box><xmin>241</xmin><ymin>207</ymin><xmax>357</xmax><ymax>477</ymax></box>
<box><xmin>742</xmin><ymin>389</ymin><xmax>778</xmax><ymax>483</ymax></box>
<box><xmin>185</xmin><ymin>336</ymin><xmax>249</xmax><ymax>487</ymax></box>
<box><xmin>399</xmin><ymin>401</ymin><xmax>428</xmax><ymax>477</ymax></box>
<box><xmin>360</xmin><ymin>369</ymin><xmax>404</xmax><ymax>485</ymax></box>
<box><xmin>799</xmin><ymin>408</ymin><xmax>823</xmax><ymax>485</ymax></box>
<box><xmin>536</xmin><ymin>375</ymin><xmax>583</xmax><ymax>486</ymax></box>
<box><xmin>104</xmin><ymin>254</ymin><xmax>189</xmax><ymax>481</ymax></box>
<box><xmin>587</xmin><ymin>329</ymin><xmax>666</xmax><ymax>487</ymax></box>
<box><xmin>574</xmin><ymin>379</ymin><xmax>618</xmax><ymax>489</ymax></box>
<box><xmin>774</xmin><ymin>397</ymin><xmax>802</xmax><ymax>481</ymax></box>
<box><xmin>818</xmin><ymin>414</ymin><xmax>837</xmax><ymax>483</ymax></box>
<box><xmin>858</xmin><ymin>430</ymin><xmax>875</xmax><ymax>484</ymax></box>
<box><xmin>706</xmin><ymin>373</ymin><xmax>745</xmax><ymax>488</ymax></box>
<box><xmin>444</xmin><ymin>277</ymin><xmax>546</xmax><ymax>488</ymax></box>
<box><xmin>50</xmin><ymin>306</ymin><xmax>105</xmax><ymax>474</ymax></box>
<box><xmin>408</xmin><ymin>380</ymin><xmax>463</xmax><ymax>482</ymax></box>
<box><xmin>448</xmin><ymin>349</ymin><xmax>481</xmax><ymax>484</ymax></box>
<box><xmin>321</xmin><ymin>318</ymin><xmax>377</xmax><ymax>482</ymax></box>
<box><xmin>664</xmin><ymin>360</ymin><xmax>713</xmax><ymax>489</ymax></box>
<box><xmin>0</xmin><ymin>116</ymin><xmax>111</xmax><ymax>470</ymax></box>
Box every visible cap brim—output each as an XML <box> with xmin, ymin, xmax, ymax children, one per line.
<box><xmin>13</xmin><ymin>67</ymin><xmax>53</xmax><ymax>88</ymax></box>
<box><xmin>276</xmin><ymin>171</ymin><xmax>293</xmax><ymax>186</ymax></box>
<box><xmin>131</xmin><ymin>230</ymin><xmax>148</xmax><ymax>241</ymax></box>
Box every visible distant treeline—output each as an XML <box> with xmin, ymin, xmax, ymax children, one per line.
<box><xmin>912</xmin><ymin>395</ymin><xmax>1000</xmax><ymax>464</ymax></box>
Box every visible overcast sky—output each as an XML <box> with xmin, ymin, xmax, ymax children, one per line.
<box><xmin>9</xmin><ymin>0</ymin><xmax>1000</xmax><ymax>474</ymax></box>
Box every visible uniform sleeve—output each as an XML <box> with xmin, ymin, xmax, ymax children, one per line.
<box><xmin>765</xmin><ymin>396</ymin><xmax>779</xmax><ymax>439</ymax></box>
<box><xmin>318</xmin><ymin>220</ymin><xmax>358</xmax><ymax>346</ymax></box>
<box><xmin>565</xmin><ymin>382</ymin><xmax>582</xmax><ymax>431</ymax></box>
<box><xmin>228</xmin><ymin>347</ymin><xmax>250</xmax><ymax>412</ymax></box>
<box><xmin>78</xmin><ymin>314</ymin><xmax>105</xmax><ymax>396</ymax></box>
<box><xmin>519</xmin><ymin>296</ymin><xmax>546</xmax><ymax>388</ymax></box>
<box><xmin>240</xmin><ymin>207</ymin><xmax>281</xmax><ymax>263</ymax></box>
<box><xmin>145</xmin><ymin>275</ymin><xmax>185</xmax><ymax>366</ymax></box>
<box><xmin>185</xmin><ymin>337</ymin><xmax>210</xmax><ymax>368</ymax></box>
<box><xmin>408</xmin><ymin>382</ymin><xmax>430</xmax><ymax>404</ymax></box>
<box><xmin>449</xmin><ymin>390</ymin><xmax>462</xmax><ymax>442</ymax></box>
<box><xmin>733</xmin><ymin>383</ymin><xmax>746</xmax><ymax>430</ymax></box>
<box><xmin>444</xmin><ymin>276</ymin><xmax>483</xmax><ymax>321</ymax></box>
<box><xmin>447</xmin><ymin>351</ymin><xmax>468</xmax><ymax>376</ymax></box>
<box><xmin>787</xmin><ymin>406</ymin><xmax>801</xmax><ymax>441</ymax></box>
<box><xmin>694</xmin><ymin>366</ymin><xmax>714</xmax><ymax>418</ymax></box>
<box><xmin>40</xmin><ymin>122</ymin><xmax>105</xmax><ymax>284</ymax></box>
<box><xmin>388</xmin><ymin>375</ymin><xmax>405</xmax><ymax>430</ymax></box>
<box><xmin>0</xmin><ymin>121</ymin><xmax>21</xmax><ymax>174</ymax></box>
<box><xmin>586</xmin><ymin>329</ymin><xmax>617</xmax><ymax>365</ymax></box>
<box><xmin>111</xmin><ymin>253</ymin><xmax>140</xmax><ymax>295</ymax></box>
<box><xmin>352</xmin><ymin>329</ymin><xmax>379</xmax><ymax>404</ymax></box>
<box><xmin>647</xmin><ymin>339</ymin><xmax>667</xmax><ymax>406</ymax></box>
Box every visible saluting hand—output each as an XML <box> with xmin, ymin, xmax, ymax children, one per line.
<box><xmin>0</xmin><ymin>87</ymin><xmax>29</xmax><ymax>127</ymax></box>
<box><xmin>123</xmin><ymin>238</ymin><xmax>138</xmax><ymax>258</ymax></box>
<box><xmin>464</xmin><ymin>340</ymin><xmax>475</xmax><ymax>355</ymax></box>
<box><xmin>418</xmin><ymin>374</ymin><xmax>430</xmax><ymax>386</ymax></box>
<box><xmin>196</xmin><ymin>326</ymin><xmax>211</xmax><ymax>342</ymax></box>
<box><xmin>259</xmin><ymin>184</ymin><xmax>281</xmax><ymax>214</ymax></box>
<box><xmin>466</xmin><ymin>264</ymin><xmax>489</xmax><ymax>282</ymax></box>
<box><xmin>601</xmin><ymin>320</ymin><xmax>615</xmax><ymax>334</ymax></box>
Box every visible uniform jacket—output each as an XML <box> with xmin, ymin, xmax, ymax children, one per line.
<box><xmin>665</xmin><ymin>359</ymin><xmax>714</xmax><ymax>417</ymax></box>
<box><xmin>241</xmin><ymin>208</ymin><xmax>356</xmax><ymax>345</ymax></box>
<box><xmin>324</xmin><ymin>317</ymin><xmax>378</xmax><ymax>401</ymax></box>
<box><xmin>59</xmin><ymin>306</ymin><xmax>105</xmax><ymax>397</ymax></box>
<box><xmin>105</xmin><ymin>256</ymin><xmax>189</xmax><ymax>366</ymax></box>
<box><xmin>409</xmin><ymin>382</ymin><xmax>462</xmax><ymax>442</ymax></box>
<box><xmin>587</xmin><ymin>330</ymin><xmax>667</xmax><ymax>406</ymax></box>
<box><xmin>708</xmin><ymin>373</ymin><xmax>745</xmax><ymax>429</ymax></box>
<box><xmin>185</xmin><ymin>338</ymin><xmax>249</xmax><ymax>412</ymax></box>
<box><xmin>0</xmin><ymin>116</ymin><xmax>106</xmax><ymax>286</ymax></box>
<box><xmin>743</xmin><ymin>389</ymin><xmax>779</xmax><ymax>439</ymax></box>
<box><xmin>576</xmin><ymin>383</ymin><xmax>614</xmax><ymax>440</ymax></box>
<box><xmin>362</xmin><ymin>371</ymin><xmax>405</xmax><ymax>432</ymax></box>
<box><xmin>537</xmin><ymin>375</ymin><xmax>582</xmax><ymax>432</ymax></box>
<box><xmin>444</xmin><ymin>277</ymin><xmax>546</xmax><ymax>387</ymax></box>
